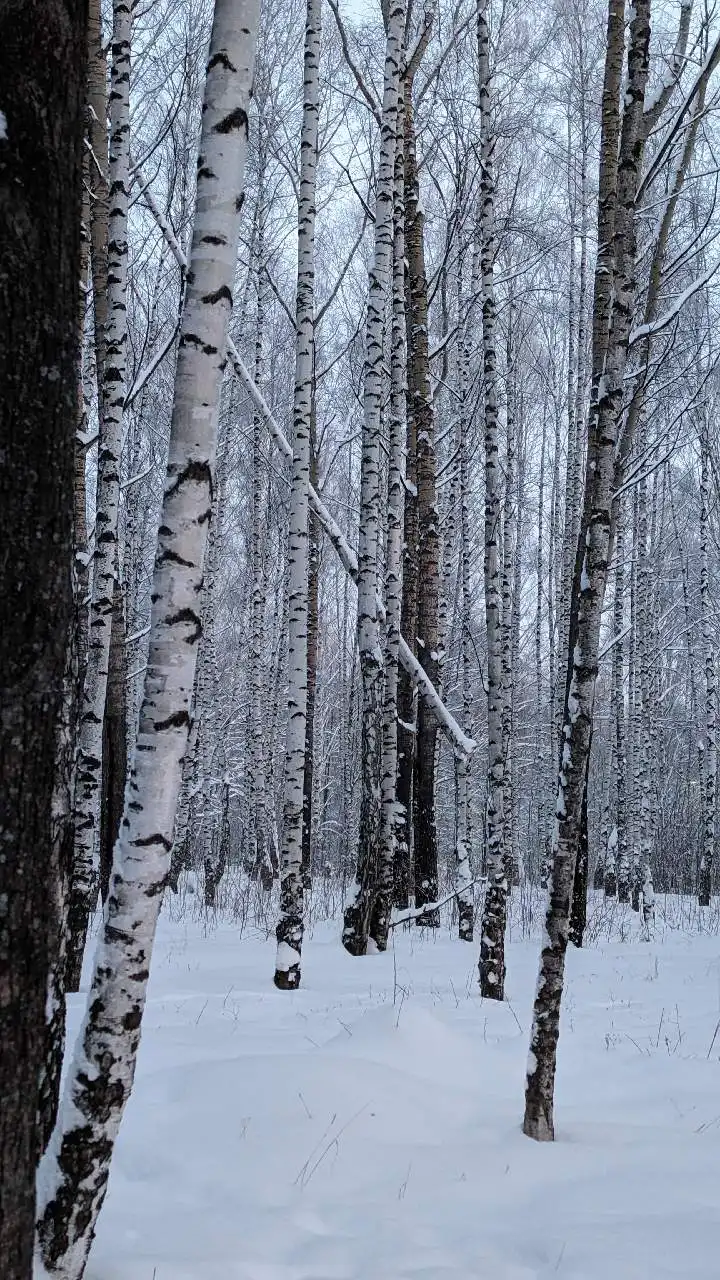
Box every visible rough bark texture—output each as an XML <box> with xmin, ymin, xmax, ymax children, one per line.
<box><xmin>0</xmin><ymin>0</ymin><xmax>86</xmax><ymax>1274</ymax></box>
<box><xmin>477</xmin><ymin>0</ymin><xmax>507</xmax><ymax>1000</ymax></box>
<box><xmin>36</xmin><ymin>3</ymin><xmax>260</xmax><ymax>1272</ymax></box>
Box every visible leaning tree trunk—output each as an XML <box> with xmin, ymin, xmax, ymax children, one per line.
<box><xmin>36</xmin><ymin>5</ymin><xmax>261</xmax><ymax>1273</ymax></box>
<box><xmin>274</xmin><ymin>0</ymin><xmax>321</xmax><ymax>990</ymax></box>
<box><xmin>477</xmin><ymin>0</ymin><xmax>507</xmax><ymax>999</ymax></box>
<box><xmin>342</xmin><ymin>0</ymin><xmax>405</xmax><ymax>956</ymax></box>
<box><xmin>66</xmin><ymin>0</ymin><xmax>131</xmax><ymax>992</ymax></box>
<box><xmin>0</xmin><ymin>2</ymin><xmax>86</xmax><ymax>1277</ymax></box>
<box><xmin>523</xmin><ymin>0</ymin><xmax>651</xmax><ymax>1143</ymax></box>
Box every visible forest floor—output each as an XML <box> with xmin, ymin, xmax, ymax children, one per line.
<box><xmin>75</xmin><ymin>892</ymin><xmax>720</xmax><ymax>1280</ymax></box>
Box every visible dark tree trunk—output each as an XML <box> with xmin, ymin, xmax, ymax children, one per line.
<box><xmin>0</xmin><ymin>0</ymin><xmax>87</xmax><ymax>1273</ymax></box>
<box><xmin>301</xmin><ymin>414</ymin><xmax>319</xmax><ymax>891</ymax></box>
<box><xmin>404</xmin><ymin>88</ymin><xmax>440</xmax><ymax>922</ymax></box>
<box><xmin>99</xmin><ymin>579</ymin><xmax>127</xmax><ymax>904</ymax></box>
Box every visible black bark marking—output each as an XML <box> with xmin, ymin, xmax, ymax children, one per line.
<box><xmin>201</xmin><ymin>284</ymin><xmax>232</xmax><ymax>306</ymax></box>
<box><xmin>165</xmin><ymin>458</ymin><xmax>213</xmax><ymax>502</ymax></box>
<box><xmin>157</xmin><ymin>548</ymin><xmax>194</xmax><ymax>568</ymax></box>
<box><xmin>131</xmin><ymin>832</ymin><xmax>172</xmax><ymax>851</ymax></box>
<box><xmin>164</xmin><ymin>606</ymin><xmax>202</xmax><ymax>644</ymax></box>
<box><xmin>207</xmin><ymin>50</ymin><xmax>237</xmax><ymax>74</ymax></box>
<box><xmin>154</xmin><ymin>709</ymin><xmax>190</xmax><ymax>732</ymax></box>
<box><xmin>214</xmin><ymin>106</ymin><xmax>247</xmax><ymax>134</ymax></box>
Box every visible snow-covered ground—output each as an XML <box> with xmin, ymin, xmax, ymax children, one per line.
<box><xmin>75</xmin><ymin>897</ymin><xmax>720</xmax><ymax>1280</ymax></box>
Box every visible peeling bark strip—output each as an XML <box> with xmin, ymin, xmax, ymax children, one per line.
<box><xmin>477</xmin><ymin>0</ymin><xmax>507</xmax><ymax>1000</ymax></box>
<box><xmin>36</xmin><ymin>2</ymin><xmax>261</xmax><ymax>1274</ymax></box>
<box><xmin>523</xmin><ymin>0</ymin><xmax>651</xmax><ymax>1143</ymax></box>
<box><xmin>342</xmin><ymin>0</ymin><xmax>405</xmax><ymax>958</ymax></box>
<box><xmin>66</xmin><ymin>0</ymin><xmax>132</xmax><ymax>993</ymax></box>
<box><xmin>274</xmin><ymin>0</ymin><xmax>322</xmax><ymax>991</ymax></box>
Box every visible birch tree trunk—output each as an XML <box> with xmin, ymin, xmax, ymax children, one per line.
<box><xmin>274</xmin><ymin>0</ymin><xmax>321</xmax><ymax>990</ymax></box>
<box><xmin>635</xmin><ymin>473</ymin><xmax>656</xmax><ymax>927</ymax></box>
<box><xmin>523</xmin><ymin>0</ymin><xmax>651</xmax><ymax>1142</ymax></box>
<box><xmin>501</xmin><ymin>311</ymin><xmax>518</xmax><ymax>887</ymax></box>
<box><xmin>301</xmin><ymin>420</ymin><xmax>320</xmax><ymax>889</ymax></box>
<box><xmin>371</xmin><ymin>132</ymin><xmax>406</xmax><ymax>951</ymax></box>
<box><xmin>36</xmin><ymin>5</ymin><xmax>260</xmax><ymax>1271</ymax></box>
<box><xmin>66</xmin><ymin>0</ymin><xmax>132</xmax><ymax>992</ymax></box>
<box><xmin>342</xmin><ymin>0</ymin><xmax>404</xmax><ymax>956</ymax></box>
<box><xmin>455</xmin><ymin>265</ymin><xmax>474</xmax><ymax>942</ymax></box>
<box><xmin>405</xmin><ymin>84</ymin><xmax>440</xmax><ymax>922</ymax></box>
<box><xmin>699</xmin><ymin>428</ymin><xmax>716</xmax><ymax>906</ymax></box>
<box><xmin>477</xmin><ymin>0</ymin><xmax>507</xmax><ymax>999</ymax></box>
<box><xmin>394</xmin><ymin>120</ymin><xmax>418</xmax><ymax>908</ymax></box>
<box><xmin>609</xmin><ymin>498</ymin><xmax>628</xmax><ymax>898</ymax></box>
<box><xmin>99</xmin><ymin>579</ymin><xmax>127</xmax><ymax>904</ymax></box>
<box><xmin>248</xmin><ymin>178</ymin><xmax>276</xmax><ymax>890</ymax></box>
<box><xmin>0</xmin><ymin>1</ymin><xmax>86</xmax><ymax>1273</ymax></box>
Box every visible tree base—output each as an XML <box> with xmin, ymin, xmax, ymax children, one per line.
<box><xmin>273</xmin><ymin>966</ymin><xmax>300</xmax><ymax>990</ymax></box>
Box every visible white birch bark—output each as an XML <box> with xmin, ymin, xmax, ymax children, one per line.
<box><xmin>249</xmin><ymin>178</ymin><xmax>277</xmax><ymax>890</ymax></box>
<box><xmin>501</xmin><ymin>311</ymin><xmax>518</xmax><ymax>886</ymax></box>
<box><xmin>454</xmin><ymin>262</ymin><xmax>474</xmax><ymax>942</ymax></box>
<box><xmin>36</xmin><ymin>5</ymin><xmax>260</xmax><ymax>1271</ymax></box>
<box><xmin>274</xmin><ymin>0</ymin><xmax>321</xmax><ymax>989</ymax></box>
<box><xmin>636</xmin><ymin>473</ymin><xmax>655</xmax><ymax>929</ymax></box>
<box><xmin>477</xmin><ymin>0</ymin><xmax>507</xmax><ymax>1000</ymax></box>
<box><xmin>699</xmin><ymin>428</ymin><xmax>716</xmax><ymax>906</ymax></box>
<box><xmin>371</xmin><ymin>130</ymin><xmax>406</xmax><ymax>952</ymax></box>
<box><xmin>66</xmin><ymin>0</ymin><xmax>131</xmax><ymax>991</ymax></box>
<box><xmin>342</xmin><ymin>0</ymin><xmax>404</xmax><ymax>956</ymax></box>
<box><xmin>610</xmin><ymin>498</ymin><xmax>628</xmax><ymax>898</ymax></box>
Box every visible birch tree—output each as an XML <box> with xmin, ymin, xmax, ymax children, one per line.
<box><xmin>342</xmin><ymin>0</ymin><xmax>405</xmax><ymax>956</ymax></box>
<box><xmin>523</xmin><ymin>0</ymin><xmax>652</xmax><ymax>1142</ymax></box>
<box><xmin>477</xmin><ymin>0</ymin><xmax>507</xmax><ymax>1000</ymax></box>
<box><xmin>371</xmin><ymin>128</ymin><xmax>407</xmax><ymax>951</ymax></box>
<box><xmin>36</xmin><ymin>3</ymin><xmax>261</xmax><ymax>1271</ymax></box>
<box><xmin>66</xmin><ymin>0</ymin><xmax>132</xmax><ymax>991</ymax></box>
<box><xmin>699</xmin><ymin>425</ymin><xmax>716</xmax><ymax>905</ymax></box>
<box><xmin>274</xmin><ymin>0</ymin><xmax>321</xmax><ymax>989</ymax></box>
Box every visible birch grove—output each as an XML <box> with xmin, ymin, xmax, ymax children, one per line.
<box><xmin>8</xmin><ymin>0</ymin><xmax>720</xmax><ymax>1271</ymax></box>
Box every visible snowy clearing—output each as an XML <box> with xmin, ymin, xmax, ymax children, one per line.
<box><xmin>74</xmin><ymin>903</ymin><xmax>720</xmax><ymax>1280</ymax></box>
